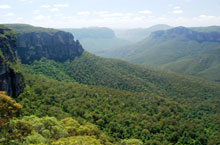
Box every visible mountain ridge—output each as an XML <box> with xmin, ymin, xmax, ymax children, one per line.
<box><xmin>107</xmin><ymin>26</ymin><xmax>220</xmax><ymax>81</ymax></box>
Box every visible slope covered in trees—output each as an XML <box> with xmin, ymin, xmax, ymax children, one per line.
<box><xmin>1</xmin><ymin>24</ymin><xmax>220</xmax><ymax>145</ymax></box>
<box><xmin>107</xmin><ymin>26</ymin><xmax>220</xmax><ymax>81</ymax></box>
<box><xmin>16</xmin><ymin>76</ymin><xmax>220</xmax><ymax>144</ymax></box>
<box><xmin>22</xmin><ymin>51</ymin><xmax>220</xmax><ymax>103</ymax></box>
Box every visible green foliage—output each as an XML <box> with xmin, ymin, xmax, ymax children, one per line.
<box><xmin>120</xmin><ymin>139</ymin><xmax>143</xmax><ymax>145</ymax></box>
<box><xmin>52</xmin><ymin>136</ymin><xmax>103</xmax><ymax>145</ymax></box>
<box><xmin>5</xmin><ymin>24</ymin><xmax>58</xmax><ymax>34</ymax></box>
<box><xmin>23</xmin><ymin>51</ymin><xmax>220</xmax><ymax>104</ymax></box>
<box><xmin>108</xmin><ymin>27</ymin><xmax>220</xmax><ymax>81</ymax></box>
<box><xmin>0</xmin><ymin>91</ymin><xmax>22</xmax><ymax>126</ymax></box>
<box><xmin>61</xmin><ymin>117</ymin><xmax>99</xmax><ymax>136</ymax></box>
<box><xmin>2</xmin><ymin>24</ymin><xmax>220</xmax><ymax>145</ymax></box>
<box><xmin>23</xmin><ymin>58</ymin><xmax>75</xmax><ymax>82</ymax></box>
<box><xmin>1</xmin><ymin>119</ymin><xmax>33</xmax><ymax>145</ymax></box>
<box><xmin>22</xmin><ymin>115</ymin><xmax>68</xmax><ymax>139</ymax></box>
<box><xmin>16</xmin><ymin>75</ymin><xmax>220</xmax><ymax>144</ymax></box>
<box><xmin>24</xmin><ymin>133</ymin><xmax>47</xmax><ymax>145</ymax></box>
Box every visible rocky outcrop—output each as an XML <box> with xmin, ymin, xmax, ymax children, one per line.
<box><xmin>0</xmin><ymin>25</ymin><xmax>24</xmax><ymax>97</ymax></box>
<box><xmin>16</xmin><ymin>31</ymin><xmax>84</xmax><ymax>63</ymax></box>
<box><xmin>151</xmin><ymin>26</ymin><xmax>220</xmax><ymax>43</ymax></box>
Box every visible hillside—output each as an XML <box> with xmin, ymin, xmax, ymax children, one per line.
<box><xmin>114</xmin><ymin>24</ymin><xmax>172</xmax><ymax>42</ymax></box>
<box><xmin>191</xmin><ymin>26</ymin><xmax>220</xmax><ymax>33</ymax></box>
<box><xmin>1</xmin><ymin>24</ymin><xmax>220</xmax><ymax>145</ymax></box>
<box><xmin>109</xmin><ymin>26</ymin><xmax>220</xmax><ymax>81</ymax></box>
<box><xmin>62</xmin><ymin>27</ymin><xmax>131</xmax><ymax>56</ymax></box>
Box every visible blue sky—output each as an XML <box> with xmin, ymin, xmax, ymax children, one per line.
<box><xmin>0</xmin><ymin>0</ymin><xmax>220</xmax><ymax>28</ymax></box>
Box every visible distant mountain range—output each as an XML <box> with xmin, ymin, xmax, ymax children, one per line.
<box><xmin>114</xmin><ymin>24</ymin><xmax>172</xmax><ymax>42</ymax></box>
<box><xmin>106</xmin><ymin>26</ymin><xmax>220</xmax><ymax>82</ymax></box>
<box><xmin>61</xmin><ymin>27</ymin><xmax>131</xmax><ymax>56</ymax></box>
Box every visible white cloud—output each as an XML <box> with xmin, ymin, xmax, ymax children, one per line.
<box><xmin>77</xmin><ymin>11</ymin><xmax>90</xmax><ymax>15</ymax></box>
<box><xmin>107</xmin><ymin>13</ymin><xmax>124</xmax><ymax>17</ymax></box>
<box><xmin>19</xmin><ymin>0</ymin><xmax>33</xmax><ymax>3</ymax></box>
<box><xmin>94</xmin><ymin>11</ymin><xmax>109</xmax><ymax>15</ymax></box>
<box><xmin>34</xmin><ymin>15</ymin><xmax>51</xmax><ymax>20</ymax></box>
<box><xmin>16</xmin><ymin>17</ymin><xmax>23</xmax><ymax>20</ymax></box>
<box><xmin>168</xmin><ymin>4</ymin><xmax>173</xmax><ymax>7</ymax></box>
<box><xmin>173</xmin><ymin>10</ymin><xmax>183</xmax><ymax>14</ymax></box>
<box><xmin>50</xmin><ymin>8</ymin><xmax>59</xmax><ymax>12</ymax></box>
<box><xmin>199</xmin><ymin>15</ymin><xmax>216</xmax><ymax>19</ymax></box>
<box><xmin>55</xmin><ymin>13</ymin><xmax>64</xmax><ymax>17</ymax></box>
<box><xmin>174</xmin><ymin>6</ymin><xmax>181</xmax><ymax>9</ymax></box>
<box><xmin>33</xmin><ymin>10</ymin><xmax>40</xmax><ymax>14</ymax></box>
<box><xmin>98</xmin><ymin>12</ymin><xmax>134</xmax><ymax>18</ymax></box>
<box><xmin>41</xmin><ymin>5</ymin><xmax>51</xmax><ymax>8</ymax></box>
<box><xmin>0</xmin><ymin>5</ymin><xmax>11</xmax><ymax>9</ymax></box>
<box><xmin>54</xmin><ymin>4</ymin><xmax>69</xmax><ymax>8</ymax></box>
<box><xmin>6</xmin><ymin>12</ymin><xmax>15</xmax><ymax>16</ymax></box>
<box><xmin>139</xmin><ymin>10</ymin><xmax>152</xmax><ymax>14</ymax></box>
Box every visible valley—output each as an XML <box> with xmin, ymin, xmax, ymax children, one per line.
<box><xmin>0</xmin><ymin>24</ymin><xmax>220</xmax><ymax>145</ymax></box>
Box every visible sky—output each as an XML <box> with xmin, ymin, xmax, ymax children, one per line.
<box><xmin>0</xmin><ymin>0</ymin><xmax>220</xmax><ymax>29</ymax></box>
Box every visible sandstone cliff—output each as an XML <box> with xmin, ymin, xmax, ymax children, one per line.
<box><xmin>0</xmin><ymin>25</ymin><xmax>24</xmax><ymax>97</ymax></box>
<box><xmin>14</xmin><ymin>29</ymin><xmax>84</xmax><ymax>63</ymax></box>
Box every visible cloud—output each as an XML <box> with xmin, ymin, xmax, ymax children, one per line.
<box><xmin>199</xmin><ymin>15</ymin><xmax>216</xmax><ymax>19</ymax></box>
<box><xmin>173</xmin><ymin>10</ymin><xmax>183</xmax><ymax>14</ymax></box>
<box><xmin>19</xmin><ymin>0</ymin><xmax>31</xmax><ymax>2</ymax></box>
<box><xmin>77</xmin><ymin>11</ymin><xmax>90</xmax><ymax>15</ymax></box>
<box><xmin>54</xmin><ymin>4</ymin><xmax>69</xmax><ymax>8</ymax></box>
<box><xmin>107</xmin><ymin>13</ymin><xmax>124</xmax><ymax>17</ymax></box>
<box><xmin>33</xmin><ymin>10</ymin><xmax>40</xmax><ymax>14</ymax></box>
<box><xmin>41</xmin><ymin>5</ymin><xmax>51</xmax><ymax>8</ymax></box>
<box><xmin>0</xmin><ymin>5</ymin><xmax>11</xmax><ymax>9</ymax></box>
<box><xmin>94</xmin><ymin>11</ymin><xmax>109</xmax><ymax>15</ymax></box>
<box><xmin>34</xmin><ymin>15</ymin><xmax>51</xmax><ymax>20</ymax></box>
<box><xmin>174</xmin><ymin>6</ymin><xmax>181</xmax><ymax>9</ymax></box>
<box><xmin>55</xmin><ymin>13</ymin><xmax>64</xmax><ymax>17</ymax></box>
<box><xmin>50</xmin><ymin>8</ymin><xmax>59</xmax><ymax>12</ymax></box>
<box><xmin>6</xmin><ymin>12</ymin><xmax>15</xmax><ymax>16</ymax></box>
<box><xmin>139</xmin><ymin>10</ymin><xmax>152</xmax><ymax>14</ymax></box>
<box><xmin>168</xmin><ymin>4</ymin><xmax>173</xmax><ymax>7</ymax></box>
<box><xmin>16</xmin><ymin>17</ymin><xmax>23</xmax><ymax>20</ymax></box>
<box><xmin>97</xmin><ymin>12</ymin><xmax>134</xmax><ymax>18</ymax></box>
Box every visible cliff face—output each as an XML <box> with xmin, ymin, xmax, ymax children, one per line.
<box><xmin>151</xmin><ymin>26</ymin><xmax>220</xmax><ymax>43</ymax></box>
<box><xmin>16</xmin><ymin>31</ymin><xmax>84</xmax><ymax>63</ymax></box>
<box><xmin>0</xmin><ymin>25</ymin><xmax>24</xmax><ymax>97</ymax></box>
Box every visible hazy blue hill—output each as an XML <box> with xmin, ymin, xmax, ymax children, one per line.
<box><xmin>114</xmin><ymin>24</ymin><xmax>172</xmax><ymax>42</ymax></box>
<box><xmin>109</xmin><ymin>26</ymin><xmax>220</xmax><ymax>81</ymax></box>
<box><xmin>62</xmin><ymin>27</ymin><xmax>131</xmax><ymax>56</ymax></box>
<box><xmin>62</xmin><ymin>27</ymin><xmax>115</xmax><ymax>39</ymax></box>
<box><xmin>191</xmin><ymin>26</ymin><xmax>220</xmax><ymax>33</ymax></box>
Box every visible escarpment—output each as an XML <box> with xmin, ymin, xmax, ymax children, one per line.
<box><xmin>15</xmin><ymin>30</ymin><xmax>84</xmax><ymax>63</ymax></box>
<box><xmin>0</xmin><ymin>25</ymin><xmax>24</xmax><ymax>97</ymax></box>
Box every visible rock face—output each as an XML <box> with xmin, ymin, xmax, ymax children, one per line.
<box><xmin>0</xmin><ymin>25</ymin><xmax>24</xmax><ymax>97</ymax></box>
<box><xmin>16</xmin><ymin>31</ymin><xmax>84</xmax><ymax>63</ymax></box>
<box><xmin>151</xmin><ymin>26</ymin><xmax>220</xmax><ymax>43</ymax></box>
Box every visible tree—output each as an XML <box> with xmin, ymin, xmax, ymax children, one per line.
<box><xmin>0</xmin><ymin>91</ymin><xmax>22</xmax><ymax>127</ymax></box>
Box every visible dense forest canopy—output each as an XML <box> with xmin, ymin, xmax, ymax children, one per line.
<box><xmin>0</xmin><ymin>24</ymin><xmax>220</xmax><ymax>145</ymax></box>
